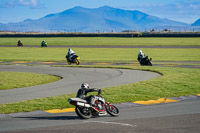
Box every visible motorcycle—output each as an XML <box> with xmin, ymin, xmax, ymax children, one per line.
<box><xmin>68</xmin><ymin>95</ymin><xmax>119</xmax><ymax>119</ymax></box>
<box><xmin>41</xmin><ymin>41</ymin><xmax>47</xmax><ymax>47</ymax></box>
<box><xmin>138</xmin><ymin>56</ymin><xmax>152</xmax><ymax>66</ymax></box>
<box><xmin>66</xmin><ymin>54</ymin><xmax>80</xmax><ymax>65</ymax></box>
<box><xmin>17</xmin><ymin>41</ymin><xmax>23</xmax><ymax>47</ymax></box>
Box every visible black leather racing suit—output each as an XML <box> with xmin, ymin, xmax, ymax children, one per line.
<box><xmin>76</xmin><ymin>88</ymin><xmax>101</xmax><ymax>105</ymax></box>
<box><xmin>138</xmin><ymin>53</ymin><xmax>148</xmax><ymax>64</ymax></box>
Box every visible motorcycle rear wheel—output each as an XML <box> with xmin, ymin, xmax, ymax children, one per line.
<box><xmin>105</xmin><ymin>103</ymin><xmax>119</xmax><ymax>116</ymax></box>
<box><xmin>75</xmin><ymin>106</ymin><xmax>92</xmax><ymax>119</ymax></box>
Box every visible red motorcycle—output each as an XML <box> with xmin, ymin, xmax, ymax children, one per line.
<box><xmin>68</xmin><ymin>95</ymin><xmax>119</xmax><ymax>119</ymax></box>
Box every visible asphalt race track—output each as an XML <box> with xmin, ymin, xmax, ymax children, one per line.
<box><xmin>0</xmin><ymin>65</ymin><xmax>160</xmax><ymax>104</ymax></box>
<box><xmin>0</xmin><ymin>65</ymin><xmax>200</xmax><ymax>133</ymax></box>
<box><xmin>0</xmin><ymin>98</ymin><xmax>200</xmax><ymax>133</ymax></box>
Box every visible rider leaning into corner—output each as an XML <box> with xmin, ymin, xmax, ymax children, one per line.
<box><xmin>138</xmin><ymin>50</ymin><xmax>148</xmax><ymax>63</ymax></box>
<box><xmin>66</xmin><ymin>48</ymin><xmax>76</xmax><ymax>61</ymax></box>
<box><xmin>76</xmin><ymin>83</ymin><xmax>102</xmax><ymax>106</ymax></box>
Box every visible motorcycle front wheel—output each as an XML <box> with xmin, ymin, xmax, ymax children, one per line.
<box><xmin>147</xmin><ymin>60</ymin><xmax>152</xmax><ymax>66</ymax></box>
<box><xmin>148</xmin><ymin>62</ymin><xmax>152</xmax><ymax>66</ymax></box>
<box><xmin>75</xmin><ymin>60</ymin><xmax>80</xmax><ymax>65</ymax></box>
<box><xmin>105</xmin><ymin>103</ymin><xmax>119</xmax><ymax>116</ymax></box>
<box><xmin>75</xmin><ymin>106</ymin><xmax>92</xmax><ymax>119</ymax></box>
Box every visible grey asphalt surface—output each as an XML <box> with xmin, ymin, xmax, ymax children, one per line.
<box><xmin>0</xmin><ymin>98</ymin><xmax>200</xmax><ymax>132</ymax></box>
<box><xmin>0</xmin><ymin>64</ymin><xmax>200</xmax><ymax>133</ymax></box>
<box><xmin>0</xmin><ymin>65</ymin><xmax>160</xmax><ymax>104</ymax></box>
<box><xmin>0</xmin><ymin>43</ymin><xmax>200</xmax><ymax>132</ymax></box>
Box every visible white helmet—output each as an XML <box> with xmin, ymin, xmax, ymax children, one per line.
<box><xmin>81</xmin><ymin>83</ymin><xmax>89</xmax><ymax>89</ymax></box>
<box><xmin>139</xmin><ymin>50</ymin><xmax>142</xmax><ymax>54</ymax></box>
<box><xmin>68</xmin><ymin>48</ymin><xmax>75</xmax><ymax>54</ymax></box>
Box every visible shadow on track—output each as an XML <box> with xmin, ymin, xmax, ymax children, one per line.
<box><xmin>16</xmin><ymin>115</ymin><xmax>80</xmax><ymax>120</ymax></box>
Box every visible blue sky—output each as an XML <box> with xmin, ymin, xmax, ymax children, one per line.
<box><xmin>0</xmin><ymin>0</ymin><xmax>200</xmax><ymax>24</ymax></box>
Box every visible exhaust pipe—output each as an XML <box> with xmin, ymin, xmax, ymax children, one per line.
<box><xmin>98</xmin><ymin>112</ymin><xmax>107</xmax><ymax>116</ymax></box>
<box><xmin>77</xmin><ymin>102</ymin><xmax>91</xmax><ymax>108</ymax></box>
<box><xmin>76</xmin><ymin>102</ymin><xmax>107</xmax><ymax>116</ymax></box>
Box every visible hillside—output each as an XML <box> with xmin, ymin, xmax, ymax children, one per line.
<box><xmin>192</xmin><ymin>18</ymin><xmax>200</xmax><ymax>26</ymax></box>
<box><xmin>0</xmin><ymin>6</ymin><xmax>189</xmax><ymax>32</ymax></box>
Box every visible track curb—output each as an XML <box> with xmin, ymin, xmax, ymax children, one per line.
<box><xmin>44</xmin><ymin>94</ymin><xmax>200</xmax><ymax>114</ymax></box>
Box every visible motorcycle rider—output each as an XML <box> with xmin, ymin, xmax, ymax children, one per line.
<box><xmin>76</xmin><ymin>83</ymin><xmax>101</xmax><ymax>106</ymax></box>
<box><xmin>17</xmin><ymin>40</ymin><xmax>23</xmax><ymax>47</ymax></box>
<box><xmin>138</xmin><ymin>50</ymin><xmax>148</xmax><ymax>64</ymax></box>
<box><xmin>66</xmin><ymin>48</ymin><xmax>76</xmax><ymax>62</ymax></box>
<box><xmin>41</xmin><ymin>40</ymin><xmax>47</xmax><ymax>47</ymax></box>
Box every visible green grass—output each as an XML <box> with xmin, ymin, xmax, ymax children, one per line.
<box><xmin>0</xmin><ymin>47</ymin><xmax>200</xmax><ymax>62</ymax></box>
<box><xmin>0</xmin><ymin>72</ymin><xmax>61</xmax><ymax>90</ymax></box>
<box><xmin>0</xmin><ymin>65</ymin><xmax>200</xmax><ymax>114</ymax></box>
<box><xmin>0</xmin><ymin>37</ymin><xmax>200</xmax><ymax>114</ymax></box>
<box><xmin>102</xmin><ymin>66</ymin><xmax>200</xmax><ymax>103</ymax></box>
<box><xmin>0</xmin><ymin>37</ymin><xmax>200</xmax><ymax>46</ymax></box>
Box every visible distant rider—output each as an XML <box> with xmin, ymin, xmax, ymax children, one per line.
<box><xmin>76</xmin><ymin>83</ymin><xmax>101</xmax><ymax>106</ymax></box>
<box><xmin>17</xmin><ymin>40</ymin><xmax>23</xmax><ymax>47</ymax></box>
<box><xmin>66</xmin><ymin>48</ymin><xmax>76</xmax><ymax>61</ymax></box>
<box><xmin>137</xmin><ymin>50</ymin><xmax>148</xmax><ymax>64</ymax></box>
<box><xmin>41</xmin><ymin>40</ymin><xmax>47</xmax><ymax>47</ymax></box>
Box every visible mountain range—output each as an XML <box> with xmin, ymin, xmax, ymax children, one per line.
<box><xmin>0</xmin><ymin>6</ymin><xmax>199</xmax><ymax>32</ymax></box>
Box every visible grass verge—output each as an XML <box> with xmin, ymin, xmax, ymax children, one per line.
<box><xmin>0</xmin><ymin>65</ymin><xmax>200</xmax><ymax>114</ymax></box>
<box><xmin>1</xmin><ymin>47</ymin><xmax>200</xmax><ymax>62</ymax></box>
<box><xmin>0</xmin><ymin>72</ymin><xmax>61</xmax><ymax>90</ymax></box>
<box><xmin>0</xmin><ymin>37</ymin><xmax>200</xmax><ymax>46</ymax></box>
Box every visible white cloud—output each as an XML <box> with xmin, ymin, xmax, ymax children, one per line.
<box><xmin>0</xmin><ymin>0</ymin><xmax>44</xmax><ymax>8</ymax></box>
<box><xmin>19</xmin><ymin>0</ymin><xmax>38</xmax><ymax>6</ymax></box>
